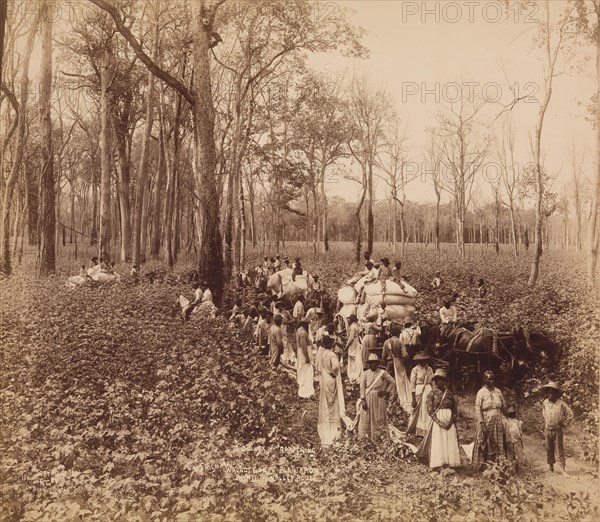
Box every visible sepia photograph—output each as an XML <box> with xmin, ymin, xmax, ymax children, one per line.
<box><xmin>0</xmin><ymin>0</ymin><xmax>598</xmax><ymax>520</ymax></box>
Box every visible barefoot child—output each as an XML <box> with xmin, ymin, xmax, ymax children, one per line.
<box><xmin>504</xmin><ymin>406</ymin><xmax>524</xmax><ymax>470</ymax></box>
<box><xmin>542</xmin><ymin>381</ymin><xmax>574</xmax><ymax>476</ymax></box>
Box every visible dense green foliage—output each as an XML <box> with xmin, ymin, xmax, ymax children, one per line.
<box><xmin>1</xmin><ymin>244</ymin><xmax>598</xmax><ymax>520</ymax></box>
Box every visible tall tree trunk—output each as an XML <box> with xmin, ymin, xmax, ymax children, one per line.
<box><xmin>435</xmin><ymin>191</ymin><xmax>440</xmax><ymax>252</ymax></box>
<box><xmin>26</xmin><ymin>166</ymin><xmax>38</xmax><ymax>246</ymax></box>
<box><xmin>312</xmin><ymin>187</ymin><xmax>318</xmax><ymax>255</ymax></box>
<box><xmin>355</xmin><ymin>170</ymin><xmax>367</xmax><ymax>263</ymax></box>
<box><xmin>0</xmin><ymin>12</ymin><xmax>38</xmax><ymax>275</ymax></box>
<box><xmin>69</xmin><ymin>180</ymin><xmax>75</xmax><ymax>243</ymax></box>
<box><xmin>99</xmin><ymin>50</ymin><xmax>112</xmax><ymax>261</ymax></box>
<box><xmin>320</xmin><ymin>168</ymin><xmax>329</xmax><ymax>252</ymax></box>
<box><xmin>91</xmin><ymin>179</ymin><xmax>98</xmax><ymax>245</ymax></box>
<box><xmin>509</xmin><ymin>204</ymin><xmax>518</xmax><ymax>258</ymax></box>
<box><xmin>192</xmin><ymin>2</ymin><xmax>224</xmax><ymax>303</ymax></box>
<box><xmin>248</xmin><ymin>180</ymin><xmax>257</xmax><ymax>247</ymax></box>
<box><xmin>37</xmin><ymin>0</ymin><xmax>55</xmax><ymax>276</ymax></box>
<box><xmin>392</xmin><ymin>197</ymin><xmax>397</xmax><ymax>254</ymax></box>
<box><xmin>366</xmin><ymin>163</ymin><xmax>374</xmax><ymax>254</ymax></box>
<box><xmin>588</xmin><ymin>31</ymin><xmax>600</xmax><ymax>287</ymax></box>
<box><xmin>150</xmin><ymin>127</ymin><xmax>166</xmax><ymax>257</ymax></box>
<box><xmin>132</xmin><ymin>26</ymin><xmax>158</xmax><ymax>267</ymax></box>
<box><xmin>162</xmin><ymin>84</ymin><xmax>182</xmax><ymax>267</ymax></box>
<box><xmin>115</xmin><ymin>135</ymin><xmax>131</xmax><ymax>261</ymax></box>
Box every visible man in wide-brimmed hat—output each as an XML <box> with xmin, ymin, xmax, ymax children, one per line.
<box><xmin>358</xmin><ymin>353</ymin><xmax>395</xmax><ymax>441</ymax></box>
<box><xmin>399</xmin><ymin>316</ymin><xmax>421</xmax><ymax>359</ymax></box>
<box><xmin>407</xmin><ymin>351</ymin><xmax>434</xmax><ymax>436</ymax></box>
<box><xmin>541</xmin><ymin>381</ymin><xmax>574</xmax><ymax>476</ymax></box>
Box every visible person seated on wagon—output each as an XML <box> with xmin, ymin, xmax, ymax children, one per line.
<box><xmin>89</xmin><ymin>256</ymin><xmax>99</xmax><ymax>269</ymax></box>
<box><xmin>273</xmin><ymin>255</ymin><xmax>282</xmax><ymax>271</ymax></box>
<box><xmin>439</xmin><ymin>299</ymin><xmax>457</xmax><ymax>332</ymax></box>
<box><xmin>291</xmin><ymin>258</ymin><xmax>303</xmax><ymax>282</ymax></box>
<box><xmin>363</xmin><ymin>251</ymin><xmax>375</xmax><ymax>267</ymax></box>
<box><xmin>378</xmin><ymin>258</ymin><xmax>392</xmax><ymax>293</ymax></box>
<box><xmin>391</xmin><ymin>261</ymin><xmax>408</xmax><ymax>291</ymax></box>
<box><xmin>283</xmin><ymin>256</ymin><xmax>291</xmax><ymax>269</ymax></box>
<box><xmin>357</xmin><ymin>261</ymin><xmax>378</xmax><ymax>303</ymax></box>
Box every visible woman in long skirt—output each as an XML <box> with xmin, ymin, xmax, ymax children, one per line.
<box><xmin>296</xmin><ymin>319</ymin><xmax>314</xmax><ymax>398</ymax></box>
<box><xmin>420</xmin><ymin>368</ymin><xmax>461</xmax><ymax>469</ymax></box>
<box><xmin>382</xmin><ymin>326</ymin><xmax>412</xmax><ymax>412</ymax></box>
<box><xmin>472</xmin><ymin>370</ymin><xmax>507</xmax><ymax>469</ymax></box>
<box><xmin>358</xmin><ymin>353</ymin><xmax>395</xmax><ymax>441</ymax></box>
<box><xmin>407</xmin><ymin>352</ymin><xmax>434</xmax><ymax>436</ymax></box>
<box><xmin>269</xmin><ymin>315</ymin><xmax>284</xmax><ymax>367</ymax></box>
<box><xmin>346</xmin><ymin>314</ymin><xmax>362</xmax><ymax>383</ymax></box>
<box><xmin>317</xmin><ymin>336</ymin><xmax>342</xmax><ymax>446</ymax></box>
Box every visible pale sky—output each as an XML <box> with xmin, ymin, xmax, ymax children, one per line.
<box><xmin>9</xmin><ymin>0</ymin><xmax>596</xmax><ymax>210</ymax></box>
<box><xmin>309</xmin><ymin>0</ymin><xmax>597</xmax><ymax>205</ymax></box>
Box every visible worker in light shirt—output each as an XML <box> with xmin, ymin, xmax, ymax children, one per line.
<box><xmin>439</xmin><ymin>299</ymin><xmax>457</xmax><ymax>325</ymax></box>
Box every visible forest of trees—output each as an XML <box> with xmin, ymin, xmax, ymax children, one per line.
<box><xmin>0</xmin><ymin>0</ymin><xmax>598</xmax><ymax>302</ymax></box>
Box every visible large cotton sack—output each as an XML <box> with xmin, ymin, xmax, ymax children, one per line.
<box><xmin>66</xmin><ymin>275</ymin><xmax>87</xmax><ymax>288</ymax></box>
<box><xmin>353</xmin><ymin>275</ymin><xmax>369</xmax><ymax>293</ymax></box>
<box><xmin>267</xmin><ymin>269</ymin><xmax>310</xmax><ymax>296</ymax></box>
<box><xmin>358</xmin><ymin>303</ymin><xmax>416</xmax><ymax>322</ymax></box>
<box><xmin>338</xmin><ymin>286</ymin><xmax>357</xmax><ymax>305</ymax></box>
<box><xmin>338</xmin><ymin>303</ymin><xmax>357</xmax><ymax>318</ymax></box>
<box><xmin>363</xmin><ymin>280</ymin><xmax>417</xmax><ymax>298</ymax></box>
<box><xmin>364</xmin><ymin>293</ymin><xmax>416</xmax><ymax>307</ymax></box>
<box><xmin>87</xmin><ymin>266</ymin><xmax>120</xmax><ymax>283</ymax></box>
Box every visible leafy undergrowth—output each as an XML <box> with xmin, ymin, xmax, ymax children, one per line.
<box><xmin>1</xmin><ymin>245</ymin><xmax>598</xmax><ymax>521</ymax></box>
<box><xmin>245</xmin><ymin>242</ymin><xmax>600</xmax><ymax>464</ymax></box>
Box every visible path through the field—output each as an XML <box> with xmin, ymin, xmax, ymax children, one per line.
<box><xmin>283</xmin><ymin>366</ymin><xmax>599</xmax><ymax>505</ymax></box>
<box><xmin>455</xmin><ymin>392</ymin><xmax>599</xmax><ymax>505</ymax></box>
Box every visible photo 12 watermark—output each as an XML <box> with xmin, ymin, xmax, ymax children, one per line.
<box><xmin>400</xmin><ymin>1</ymin><xmax>540</xmax><ymax>24</ymax></box>
<box><xmin>401</xmin><ymin>81</ymin><xmax>540</xmax><ymax>105</ymax></box>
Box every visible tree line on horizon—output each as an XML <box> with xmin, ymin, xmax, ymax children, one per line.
<box><xmin>0</xmin><ymin>0</ymin><xmax>598</xmax><ymax>301</ymax></box>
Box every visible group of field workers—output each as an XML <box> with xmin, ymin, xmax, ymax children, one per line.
<box><xmin>225</xmin><ymin>252</ymin><xmax>575</xmax><ymax>475</ymax></box>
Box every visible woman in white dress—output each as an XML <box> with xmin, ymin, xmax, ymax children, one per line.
<box><xmin>419</xmin><ymin>368</ymin><xmax>461</xmax><ymax>469</ymax></box>
<box><xmin>295</xmin><ymin>319</ymin><xmax>314</xmax><ymax>399</ymax></box>
<box><xmin>345</xmin><ymin>314</ymin><xmax>362</xmax><ymax>383</ymax></box>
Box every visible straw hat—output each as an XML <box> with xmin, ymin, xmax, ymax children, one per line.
<box><xmin>433</xmin><ymin>368</ymin><xmax>448</xmax><ymax>380</ymax></box>
<box><xmin>506</xmin><ymin>406</ymin><xmax>517</xmax><ymax>415</ymax></box>
<box><xmin>367</xmin><ymin>353</ymin><xmax>381</xmax><ymax>363</ymax></box>
<box><xmin>413</xmin><ymin>351</ymin><xmax>430</xmax><ymax>361</ymax></box>
<box><xmin>541</xmin><ymin>381</ymin><xmax>562</xmax><ymax>393</ymax></box>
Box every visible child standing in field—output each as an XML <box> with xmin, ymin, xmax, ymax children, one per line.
<box><xmin>541</xmin><ymin>381</ymin><xmax>574</xmax><ymax>477</ymax></box>
<box><xmin>504</xmin><ymin>406</ymin><xmax>524</xmax><ymax>470</ymax></box>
